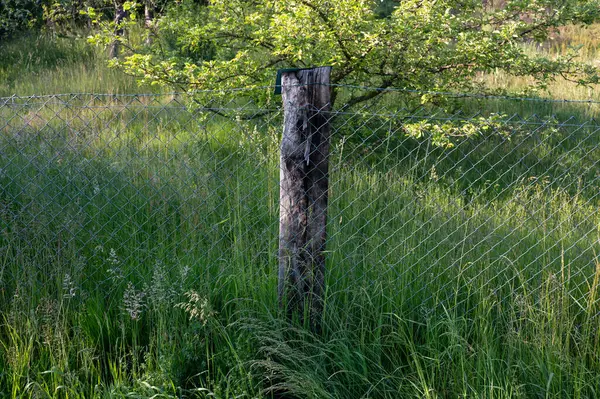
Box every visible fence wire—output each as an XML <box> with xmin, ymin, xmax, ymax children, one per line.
<box><xmin>1</xmin><ymin>89</ymin><xmax>600</xmax><ymax>320</ymax></box>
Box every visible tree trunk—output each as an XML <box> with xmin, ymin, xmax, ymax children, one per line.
<box><xmin>108</xmin><ymin>1</ymin><xmax>127</xmax><ymax>59</ymax></box>
<box><xmin>144</xmin><ymin>1</ymin><xmax>154</xmax><ymax>46</ymax></box>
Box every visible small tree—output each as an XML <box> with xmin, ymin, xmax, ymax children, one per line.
<box><xmin>91</xmin><ymin>0</ymin><xmax>600</xmax><ymax>107</ymax></box>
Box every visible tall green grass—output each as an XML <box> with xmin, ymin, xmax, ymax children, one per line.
<box><xmin>0</xmin><ymin>33</ymin><xmax>153</xmax><ymax>96</ymax></box>
<box><xmin>1</xmin><ymin>93</ymin><xmax>600</xmax><ymax>398</ymax></box>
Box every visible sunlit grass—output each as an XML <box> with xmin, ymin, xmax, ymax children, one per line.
<box><xmin>0</xmin><ymin>33</ymin><xmax>155</xmax><ymax>97</ymax></box>
<box><xmin>478</xmin><ymin>24</ymin><xmax>600</xmax><ymax>106</ymax></box>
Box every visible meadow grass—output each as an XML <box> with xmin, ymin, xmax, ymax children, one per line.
<box><xmin>478</xmin><ymin>23</ymin><xmax>600</xmax><ymax>107</ymax></box>
<box><xmin>1</xmin><ymin>31</ymin><xmax>600</xmax><ymax>398</ymax></box>
<box><xmin>1</xmin><ymin>92</ymin><xmax>600</xmax><ymax>398</ymax></box>
<box><xmin>0</xmin><ymin>33</ymin><xmax>155</xmax><ymax>97</ymax></box>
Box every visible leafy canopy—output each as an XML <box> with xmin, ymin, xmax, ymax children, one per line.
<box><xmin>94</xmin><ymin>0</ymin><xmax>600</xmax><ymax>106</ymax></box>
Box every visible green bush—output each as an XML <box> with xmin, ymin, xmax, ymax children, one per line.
<box><xmin>0</xmin><ymin>0</ymin><xmax>44</xmax><ymax>38</ymax></box>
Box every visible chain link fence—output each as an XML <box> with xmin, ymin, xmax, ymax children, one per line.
<box><xmin>1</xmin><ymin>88</ymin><xmax>600</xmax><ymax>318</ymax></box>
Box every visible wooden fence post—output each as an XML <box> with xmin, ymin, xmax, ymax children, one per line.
<box><xmin>278</xmin><ymin>67</ymin><xmax>332</xmax><ymax>331</ymax></box>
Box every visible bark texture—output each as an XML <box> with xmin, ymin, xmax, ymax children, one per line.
<box><xmin>144</xmin><ymin>1</ymin><xmax>154</xmax><ymax>46</ymax></box>
<box><xmin>108</xmin><ymin>1</ymin><xmax>127</xmax><ymax>59</ymax></box>
<box><xmin>278</xmin><ymin>67</ymin><xmax>332</xmax><ymax>332</ymax></box>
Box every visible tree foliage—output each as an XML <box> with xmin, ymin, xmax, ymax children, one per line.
<box><xmin>0</xmin><ymin>0</ymin><xmax>115</xmax><ymax>38</ymax></box>
<box><xmin>93</xmin><ymin>0</ymin><xmax>600</xmax><ymax>107</ymax></box>
<box><xmin>0</xmin><ymin>0</ymin><xmax>45</xmax><ymax>37</ymax></box>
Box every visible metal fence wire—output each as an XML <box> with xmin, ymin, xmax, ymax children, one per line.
<box><xmin>1</xmin><ymin>88</ymin><xmax>600</xmax><ymax>318</ymax></box>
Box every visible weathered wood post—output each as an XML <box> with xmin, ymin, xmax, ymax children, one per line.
<box><xmin>278</xmin><ymin>67</ymin><xmax>332</xmax><ymax>331</ymax></box>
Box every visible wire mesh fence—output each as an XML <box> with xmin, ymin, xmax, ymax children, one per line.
<box><xmin>1</xmin><ymin>88</ymin><xmax>600</xmax><ymax>320</ymax></box>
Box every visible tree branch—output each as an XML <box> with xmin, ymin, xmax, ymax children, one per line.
<box><xmin>340</xmin><ymin>78</ymin><xmax>397</xmax><ymax>110</ymax></box>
